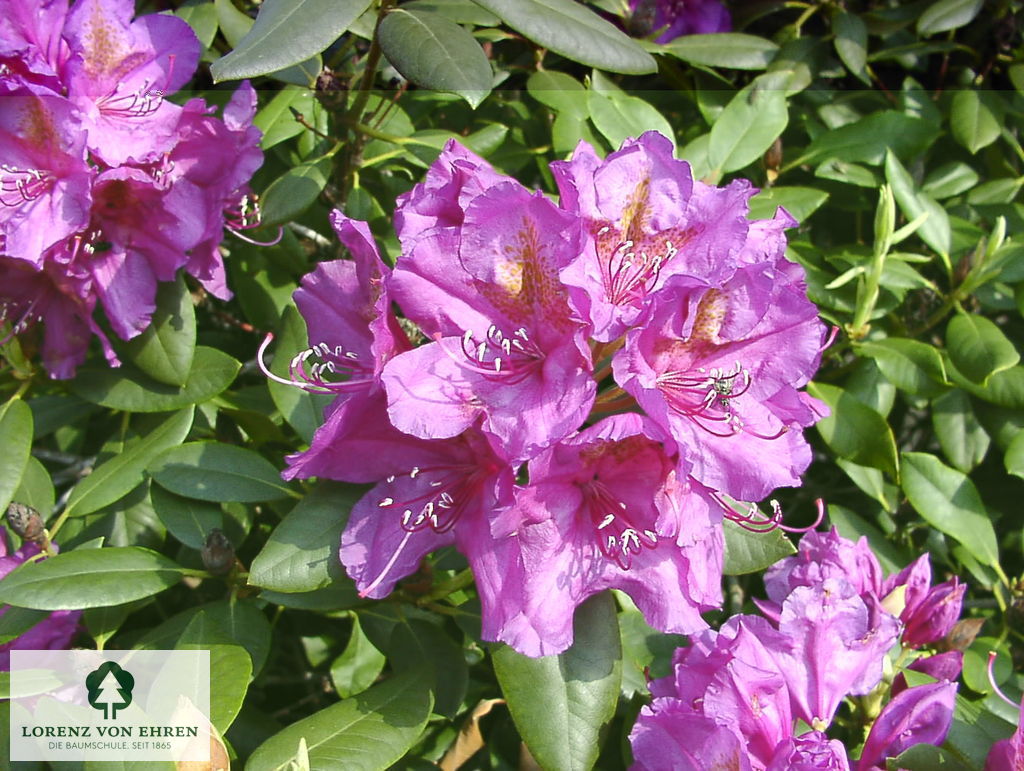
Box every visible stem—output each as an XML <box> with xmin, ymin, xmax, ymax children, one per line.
<box><xmin>416</xmin><ymin>568</ymin><xmax>475</xmax><ymax>605</ymax></box>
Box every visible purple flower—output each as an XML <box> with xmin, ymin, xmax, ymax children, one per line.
<box><xmin>486</xmin><ymin>414</ymin><xmax>722</xmax><ymax>656</ymax></box>
<box><xmin>0</xmin><ymin>532</ymin><xmax>81</xmax><ymax>670</ymax></box>
<box><xmin>882</xmin><ymin>555</ymin><xmax>965</xmax><ymax>648</ymax></box>
<box><xmin>386</xmin><ymin>176</ymin><xmax>594</xmax><ymax>460</ymax></box>
<box><xmin>613</xmin><ymin>270</ymin><xmax>826</xmax><ymax>501</ymax></box>
<box><xmin>986</xmin><ymin>699</ymin><xmax>1024</xmax><ymax>771</ymax></box>
<box><xmin>551</xmin><ymin>132</ymin><xmax>751</xmax><ymax>342</ymax></box>
<box><xmin>630</xmin><ymin>699</ymin><xmax>753</xmax><ymax>771</ymax></box>
<box><xmin>0</xmin><ymin>0</ymin><xmax>70</xmax><ymax>90</ymax></box>
<box><xmin>857</xmin><ymin>681</ymin><xmax>957</xmax><ymax>770</ymax></box>
<box><xmin>766</xmin><ymin>732</ymin><xmax>850</xmax><ymax>771</ymax></box>
<box><xmin>892</xmin><ymin>650</ymin><xmax>964</xmax><ymax>696</ymax></box>
<box><xmin>771</xmin><ymin>580</ymin><xmax>900</xmax><ymax>728</ymax></box>
<box><xmin>627</xmin><ymin>0</ymin><xmax>731</xmax><ymax>43</ymax></box>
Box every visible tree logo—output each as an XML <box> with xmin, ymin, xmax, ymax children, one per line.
<box><xmin>85</xmin><ymin>662</ymin><xmax>135</xmax><ymax>719</ymax></box>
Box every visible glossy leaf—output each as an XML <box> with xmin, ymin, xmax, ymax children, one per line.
<box><xmin>246</xmin><ymin>670</ymin><xmax>433</xmax><ymax>771</ymax></box>
<box><xmin>177</xmin><ymin>613</ymin><xmax>253</xmax><ymax>733</ymax></box>
<box><xmin>389</xmin><ymin>618</ymin><xmax>468</xmax><ymax>718</ymax></box>
<box><xmin>149</xmin><ymin>441</ymin><xmax>296</xmax><ymax>503</ymax></box>
<box><xmin>950</xmin><ymin>90</ymin><xmax>1001</xmax><ymax>154</ymax></box>
<box><xmin>331</xmin><ymin>615</ymin><xmax>386</xmax><ymax>699</ymax></box>
<box><xmin>378</xmin><ymin>9</ymin><xmax>492</xmax><ymax>109</ymax></box>
<box><xmin>0</xmin><ymin>547</ymin><xmax>185</xmax><ymax>610</ymax></box>
<box><xmin>722</xmin><ymin>516</ymin><xmax>796</xmax><ymax>575</ymax></box>
<box><xmin>211</xmin><ymin>0</ymin><xmax>372</xmax><ymax>81</ymax></box>
<box><xmin>526</xmin><ymin>70</ymin><xmax>588</xmax><ymax>116</ymax></box>
<box><xmin>708</xmin><ymin>83</ymin><xmax>787</xmax><ymax>175</ymax></box>
<box><xmin>946</xmin><ymin>313</ymin><xmax>1020</xmax><ymax>385</ymax></box>
<box><xmin>70</xmin><ymin>346</ymin><xmax>240</xmax><ymax>412</ymax></box>
<box><xmin>857</xmin><ymin>338</ymin><xmax>948</xmax><ymax>396</ymax></box>
<box><xmin>885</xmin><ymin>150</ymin><xmax>951</xmax><ymax>261</ymax></box>
<box><xmin>807</xmin><ymin>382</ymin><xmax>899</xmax><ymax>477</ymax></box>
<box><xmin>150</xmin><ymin>485</ymin><xmax>223</xmax><ymax>551</ymax></box>
<box><xmin>0</xmin><ymin>399</ymin><xmax>32</xmax><ymax>519</ymax></box>
<box><xmin>901</xmin><ymin>452</ymin><xmax>999</xmax><ymax>569</ymax></box>
<box><xmin>747</xmin><ymin>186</ymin><xmax>828</xmax><ymax>222</ymax></box>
<box><xmin>1004</xmin><ymin>430</ymin><xmax>1024</xmax><ymax>479</ymax></box>
<box><xmin>801</xmin><ymin>112</ymin><xmax>938</xmax><ymax>167</ymax></box>
<box><xmin>260</xmin><ymin>158</ymin><xmax>332</xmax><ymax>227</ymax></box>
<box><xmin>63</xmin><ymin>408</ymin><xmax>194</xmax><ymax>519</ymax></box>
<box><xmin>248</xmin><ymin>482</ymin><xmax>357</xmax><ymax>593</ymax></box>
<box><xmin>916</xmin><ymin>0</ymin><xmax>984</xmax><ymax>35</ymax></box>
<box><xmin>833</xmin><ymin>10</ymin><xmax>868</xmax><ymax>82</ymax></box>
<box><xmin>13</xmin><ymin>456</ymin><xmax>54</xmax><ymax>517</ymax></box>
<box><xmin>492</xmin><ymin>592</ymin><xmax>621</xmax><ymax>771</ymax></box>
<box><xmin>932</xmin><ymin>390</ymin><xmax>990</xmax><ymax>472</ymax></box>
<box><xmin>588</xmin><ymin>91</ymin><xmax>674</xmax><ymax>151</ymax></box>
<box><xmin>472</xmin><ymin>0</ymin><xmax>655</xmax><ymax>74</ymax></box>
<box><xmin>663</xmin><ymin>33</ymin><xmax>778</xmax><ymax>70</ymax></box>
<box><xmin>123</xmin><ymin>273</ymin><xmax>196</xmax><ymax>387</ymax></box>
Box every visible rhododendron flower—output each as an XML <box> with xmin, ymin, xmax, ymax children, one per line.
<box><xmin>857</xmin><ymin>681</ymin><xmax>957</xmax><ymax>770</ymax></box>
<box><xmin>487</xmin><ymin>414</ymin><xmax>722</xmax><ymax>655</ymax></box>
<box><xmin>881</xmin><ymin>554</ymin><xmax>965</xmax><ymax>648</ymax></box>
<box><xmin>626</xmin><ymin>0</ymin><xmax>731</xmax><ymax>43</ymax></box>
<box><xmin>386</xmin><ymin>176</ymin><xmax>594</xmax><ymax>460</ymax></box>
<box><xmin>630</xmin><ymin>700</ymin><xmax>753</xmax><ymax>771</ymax></box>
<box><xmin>0</xmin><ymin>531</ymin><xmax>80</xmax><ymax>670</ymax></box>
<box><xmin>986</xmin><ymin>698</ymin><xmax>1024</xmax><ymax>771</ymax></box>
<box><xmin>766</xmin><ymin>732</ymin><xmax>849</xmax><ymax>771</ymax></box>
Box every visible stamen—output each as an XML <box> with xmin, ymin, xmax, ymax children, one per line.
<box><xmin>359</xmin><ymin>531</ymin><xmax>414</xmax><ymax>598</ymax></box>
<box><xmin>257</xmin><ymin>332</ymin><xmax>373</xmax><ymax>394</ymax></box>
<box><xmin>0</xmin><ymin>164</ymin><xmax>55</xmax><ymax>207</ymax></box>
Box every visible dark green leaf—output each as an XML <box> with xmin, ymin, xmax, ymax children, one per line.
<box><xmin>492</xmin><ymin>592</ymin><xmax>621</xmax><ymax>771</ymax></box>
<box><xmin>174</xmin><ymin>0</ymin><xmax>218</xmax><ymax>49</ymax></box>
<box><xmin>0</xmin><ymin>547</ymin><xmax>185</xmax><ymax>610</ymax></box>
<box><xmin>922</xmin><ymin>161</ymin><xmax>979</xmax><ymax>199</ymax></box>
<box><xmin>807</xmin><ymin>382</ymin><xmax>899</xmax><ymax>476</ymax></box>
<box><xmin>950</xmin><ymin>90</ymin><xmax>1001</xmax><ymax>154</ymax></box>
<box><xmin>70</xmin><ymin>346</ymin><xmax>240</xmax><ymax>412</ymax></box>
<box><xmin>800</xmin><ymin>112</ymin><xmax>938</xmax><ymax>166</ymax></box>
<box><xmin>261</xmin><ymin>580</ymin><xmax>359</xmax><ymax>610</ymax></box>
<box><xmin>1004</xmin><ymin>430</ymin><xmax>1024</xmax><ymax>479</ymax></box>
<box><xmin>178</xmin><ymin>613</ymin><xmax>252</xmax><ymax>733</ymax></box>
<box><xmin>378</xmin><ymin>9</ymin><xmax>492</xmax><ymax>109</ymax></box>
<box><xmin>406</xmin><ymin>0</ymin><xmax>500</xmax><ymax>25</ymax></box>
<box><xmin>526</xmin><ymin>70</ymin><xmax>588</xmax><ymax>116</ymax></box>
<box><xmin>13</xmin><ymin>456</ymin><xmax>54</xmax><ymax>517</ymax></box>
<box><xmin>0</xmin><ymin>399</ymin><xmax>32</xmax><ymax>518</ymax></box>
<box><xmin>210</xmin><ymin>0</ymin><xmax>373</xmax><ymax>81</ymax></box>
<box><xmin>123</xmin><ymin>273</ymin><xmax>196</xmax><ymax>387</ymax></box>
<box><xmin>471</xmin><ymin>0</ymin><xmax>655</xmax><ymax>74</ymax></box>
<box><xmin>84</xmin><ymin>601</ymin><xmax>144</xmax><ymax>648</ymax></box>
<box><xmin>948</xmin><ymin>693</ymin><xmax>1016</xmax><ymax>767</ymax></box>
<box><xmin>662</xmin><ymin>33</ymin><xmax>779</xmax><ymax>70</ymax></box>
<box><xmin>246</xmin><ymin>671</ymin><xmax>433</xmax><ymax>771</ymax></box>
<box><xmin>260</xmin><ymin>158</ymin><xmax>332</xmax><ymax>227</ymax></box>
<box><xmin>0</xmin><ymin>605</ymin><xmax>48</xmax><ymax>644</ymax></box>
<box><xmin>149</xmin><ymin>441</ymin><xmax>296</xmax><ymax>503</ymax></box>
<box><xmin>708</xmin><ymin>82</ymin><xmax>787</xmax><ymax>175</ymax></box>
<box><xmin>722</xmin><ymin>516</ymin><xmax>795</xmax><ymax>575</ymax></box>
<box><xmin>255</xmin><ymin>88</ymin><xmax>315</xmax><ymax>151</ymax></box>
<box><xmin>249</xmin><ymin>482</ymin><xmax>357</xmax><ymax>593</ymax></box>
<box><xmin>214</xmin><ymin>0</ymin><xmax>251</xmax><ymax>46</ymax></box>
<box><xmin>748</xmin><ymin>187</ymin><xmax>828</xmax><ymax>222</ymax></box>
<box><xmin>901</xmin><ymin>452</ymin><xmax>999</xmax><ymax>569</ymax></box>
<box><xmin>857</xmin><ymin>338</ymin><xmax>948</xmax><ymax>396</ymax></box>
<box><xmin>833</xmin><ymin>10</ymin><xmax>868</xmax><ymax>82</ymax></box>
<box><xmin>916</xmin><ymin>0</ymin><xmax>984</xmax><ymax>35</ymax></box>
<box><xmin>64</xmin><ymin>408</ymin><xmax>194</xmax><ymax>519</ymax></box>
<box><xmin>931</xmin><ymin>390</ymin><xmax>990</xmax><ymax>472</ymax></box>
<box><xmin>389</xmin><ymin>618</ymin><xmax>468</xmax><ymax>718</ymax></box>
<box><xmin>150</xmin><ymin>485</ymin><xmax>223</xmax><ymax>551</ymax></box>
<box><xmin>889</xmin><ymin>744</ymin><xmax>972</xmax><ymax>770</ymax></box>
<box><xmin>946</xmin><ymin>313</ymin><xmax>1020</xmax><ymax>385</ymax></box>
<box><xmin>885</xmin><ymin>150</ymin><xmax>951</xmax><ymax>261</ymax></box>
<box><xmin>617</xmin><ymin>596</ymin><xmax>684</xmax><ymax>698</ymax></box>
<box><xmin>331</xmin><ymin>615</ymin><xmax>386</xmax><ymax>699</ymax></box>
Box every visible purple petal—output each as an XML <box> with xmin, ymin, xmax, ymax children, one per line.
<box><xmin>858</xmin><ymin>681</ymin><xmax>957</xmax><ymax>769</ymax></box>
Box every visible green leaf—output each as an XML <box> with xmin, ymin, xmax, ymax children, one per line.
<box><xmin>807</xmin><ymin>382</ymin><xmax>900</xmax><ymax>477</ymax></box>
<box><xmin>70</xmin><ymin>346</ymin><xmax>240</xmax><ymax>412</ymax></box>
<box><xmin>837</xmin><ymin>459</ymin><xmax>898</xmax><ymax>512</ymax></box>
<box><xmin>255</xmin><ymin>88</ymin><xmax>315</xmax><ymax>151</ymax></box>
<box><xmin>406</xmin><ymin>0</ymin><xmax>500</xmax><ymax>25</ymax></box>
<box><xmin>174</xmin><ymin>0</ymin><xmax>218</xmax><ymax>49</ymax></box>
<box><xmin>885</xmin><ymin>150</ymin><xmax>951</xmax><ymax>262</ymax></box>
<box><xmin>857</xmin><ymin>338</ymin><xmax>948</xmax><ymax>396</ymax></box>
<box><xmin>890</xmin><ymin>744</ymin><xmax>972</xmax><ymax>771</ymax></box>
<box><xmin>708</xmin><ymin>82</ymin><xmax>787</xmax><ymax>175</ymax></box>
<box><xmin>587</xmin><ymin>91</ymin><xmax>674</xmax><ymax>151</ymax></box>
<box><xmin>916</xmin><ymin>0</ymin><xmax>984</xmax><ymax>35</ymax></box>
<box><xmin>249</xmin><ymin>482</ymin><xmax>357</xmax><ymax>593</ymax></box>
<box><xmin>246</xmin><ymin>671</ymin><xmax>433</xmax><ymax>771</ymax></box>
<box><xmin>123</xmin><ymin>273</ymin><xmax>195</xmax><ymax>388</ymax></box>
<box><xmin>948</xmin><ymin>693</ymin><xmax>1016</xmax><ymax>767</ymax></box>
<box><xmin>901</xmin><ymin>452</ymin><xmax>999</xmax><ymax>569</ymax></box>
<box><xmin>1004</xmin><ymin>430</ymin><xmax>1024</xmax><ymax>479</ymax></box>
<box><xmin>378</xmin><ymin>9</ymin><xmax>492</xmax><ymax>109</ymax></box>
<box><xmin>63</xmin><ymin>408</ymin><xmax>194</xmax><ymax>519</ymax></box>
<box><xmin>150</xmin><ymin>485</ymin><xmax>223</xmax><ymax>551</ymax></box>
<box><xmin>178</xmin><ymin>613</ymin><xmax>252</xmax><ymax>733</ymax></box>
<box><xmin>389</xmin><ymin>618</ymin><xmax>468</xmax><ymax>719</ymax></box>
<box><xmin>260</xmin><ymin>158</ymin><xmax>332</xmax><ymax>227</ymax></box>
<box><xmin>13</xmin><ymin>456</ymin><xmax>54</xmax><ymax>517</ymax></box>
<box><xmin>84</xmin><ymin>601</ymin><xmax>144</xmax><ymax>649</ymax></box>
<box><xmin>748</xmin><ymin>186</ymin><xmax>828</xmax><ymax>223</ymax></box>
<box><xmin>722</xmin><ymin>516</ymin><xmax>795</xmax><ymax>575</ymax></box>
<box><xmin>210</xmin><ymin>0</ymin><xmax>373</xmax><ymax>81</ymax></box>
<box><xmin>833</xmin><ymin>10</ymin><xmax>869</xmax><ymax>82</ymax></box>
<box><xmin>922</xmin><ymin>161</ymin><xmax>979</xmax><ymax>199</ymax></box>
<box><xmin>471</xmin><ymin>0</ymin><xmax>655</xmax><ymax>74</ymax></box>
<box><xmin>0</xmin><ymin>547</ymin><xmax>185</xmax><ymax>610</ymax></box>
<box><xmin>331</xmin><ymin>615</ymin><xmax>386</xmax><ymax>699</ymax></box>
<box><xmin>214</xmin><ymin>0</ymin><xmax>251</xmax><ymax>46</ymax></box>
<box><xmin>828</xmin><ymin>503</ymin><xmax>906</xmax><ymax>573</ymax></box>
<box><xmin>0</xmin><ymin>605</ymin><xmax>49</xmax><ymax>644</ymax></box>
<box><xmin>950</xmin><ymin>90</ymin><xmax>1001</xmax><ymax>154</ymax></box>
<box><xmin>526</xmin><ymin>70</ymin><xmax>588</xmax><ymax>116</ymax></box>
<box><xmin>0</xmin><ymin>399</ymin><xmax>32</xmax><ymax>518</ymax></box>
<box><xmin>946</xmin><ymin>313</ymin><xmax>1020</xmax><ymax>385</ymax></box>
<box><xmin>800</xmin><ymin>112</ymin><xmax>938</xmax><ymax>166</ymax></box>
<box><xmin>931</xmin><ymin>390</ymin><xmax>990</xmax><ymax>472</ymax></box>
<box><xmin>149</xmin><ymin>441</ymin><xmax>296</xmax><ymax>503</ymax></box>
<box><xmin>662</xmin><ymin>33</ymin><xmax>779</xmax><ymax>70</ymax></box>
<box><xmin>492</xmin><ymin>592</ymin><xmax>621</xmax><ymax>771</ymax></box>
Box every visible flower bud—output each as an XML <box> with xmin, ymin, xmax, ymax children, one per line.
<box><xmin>6</xmin><ymin>502</ymin><xmax>45</xmax><ymax>545</ymax></box>
<box><xmin>201</xmin><ymin>529</ymin><xmax>235</xmax><ymax>576</ymax></box>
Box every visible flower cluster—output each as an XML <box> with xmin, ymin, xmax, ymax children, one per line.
<box><xmin>630</xmin><ymin>527</ymin><xmax>964</xmax><ymax>769</ymax></box>
<box><xmin>0</xmin><ymin>529</ymin><xmax>79</xmax><ymax>670</ymax></box>
<box><xmin>0</xmin><ymin>0</ymin><xmax>262</xmax><ymax>378</ymax></box>
<box><xmin>275</xmin><ymin>131</ymin><xmax>827</xmax><ymax>656</ymax></box>
<box><xmin>625</xmin><ymin>0</ymin><xmax>731</xmax><ymax>43</ymax></box>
